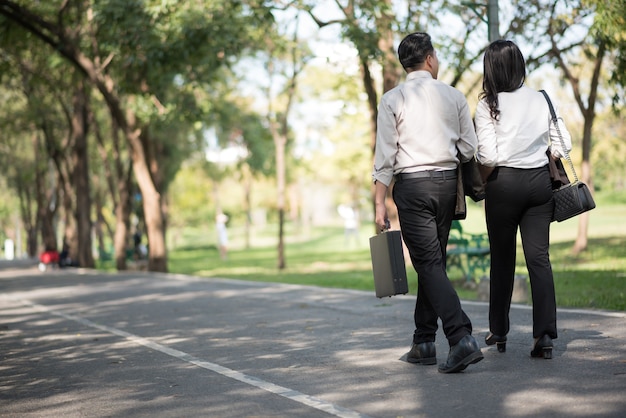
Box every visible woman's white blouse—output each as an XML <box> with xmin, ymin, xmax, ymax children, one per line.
<box><xmin>475</xmin><ymin>86</ymin><xmax>572</xmax><ymax>168</ymax></box>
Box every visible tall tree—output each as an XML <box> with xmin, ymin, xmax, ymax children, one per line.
<box><xmin>0</xmin><ymin>0</ymin><xmax>275</xmax><ymax>271</ymax></box>
<box><xmin>0</xmin><ymin>57</ymin><xmax>55</xmax><ymax>258</ymax></box>
<box><xmin>89</xmin><ymin>100</ymin><xmax>134</xmax><ymax>270</ymax></box>
<box><xmin>261</xmin><ymin>17</ymin><xmax>310</xmax><ymax>269</ymax></box>
<box><xmin>211</xmin><ymin>96</ymin><xmax>274</xmax><ymax>249</ymax></box>
<box><xmin>67</xmin><ymin>77</ymin><xmax>95</xmax><ymax>267</ymax></box>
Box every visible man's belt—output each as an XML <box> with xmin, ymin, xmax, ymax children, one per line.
<box><xmin>394</xmin><ymin>169</ymin><xmax>457</xmax><ymax>182</ymax></box>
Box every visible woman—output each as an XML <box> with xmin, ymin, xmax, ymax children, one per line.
<box><xmin>474</xmin><ymin>40</ymin><xmax>572</xmax><ymax>359</ymax></box>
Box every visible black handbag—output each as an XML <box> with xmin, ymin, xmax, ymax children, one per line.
<box><xmin>553</xmin><ymin>182</ymin><xmax>596</xmax><ymax>222</ymax></box>
<box><xmin>540</xmin><ymin>90</ymin><xmax>596</xmax><ymax>222</ymax></box>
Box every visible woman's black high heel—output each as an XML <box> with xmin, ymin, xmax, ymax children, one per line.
<box><xmin>530</xmin><ymin>335</ymin><xmax>553</xmax><ymax>359</ymax></box>
<box><xmin>485</xmin><ymin>333</ymin><xmax>507</xmax><ymax>353</ymax></box>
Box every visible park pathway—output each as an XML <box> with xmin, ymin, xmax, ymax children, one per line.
<box><xmin>1</xmin><ymin>261</ymin><xmax>625</xmax><ymax>417</ymax></box>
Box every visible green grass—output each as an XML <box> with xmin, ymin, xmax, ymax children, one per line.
<box><xmin>165</xmin><ymin>231</ymin><xmax>626</xmax><ymax>312</ymax></box>
<box><xmin>550</xmin><ymin>237</ymin><xmax>626</xmax><ymax>310</ymax></box>
<box><xmin>104</xmin><ymin>191</ymin><xmax>626</xmax><ymax>312</ymax></box>
<box><xmin>168</xmin><ymin>226</ymin><xmax>375</xmax><ymax>291</ymax></box>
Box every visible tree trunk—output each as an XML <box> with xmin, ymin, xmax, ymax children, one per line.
<box><xmin>571</xmin><ymin>84</ymin><xmax>595</xmax><ymax>254</ymax></box>
<box><xmin>33</xmin><ymin>132</ymin><xmax>57</xmax><ymax>252</ymax></box>
<box><xmin>26</xmin><ymin>224</ymin><xmax>38</xmax><ymax>258</ymax></box>
<box><xmin>131</xmin><ymin>145</ymin><xmax>167</xmax><ymax>272</ymax></box>
<box><xmin>70</xmin><ymin>80</ymin><xmax>94</xmax><ymax>268</ymax></box>
<box><xmin>20</xmin><ymin>177</ymin><xmax>42</xmax><ymax>256</ymax></box>
<box><xmin>101</xmin><ymin>115</ymin><xmax>132</xmax><ymax>270</ymax></box>
<box><xmin>548</xmin><ymin>29</ymin><xmax>605</xmax><ymax>255</ymax></box>
<box><xmin>114</xmin><ymin>183</ymin><xmax>132</xmax><ymax>270</ymax></box>
<box><xmin>36</xmin><ymin>184</ymin><xmax>57</xmax><ymax>252</ymax></box>
<box><xmin>90</xmin><ymin>108</ymin><xmax>116</xmax><ymax>262</ymax></box>
<box><xmin>94</xmin><ymin>72</ymin><xmax>168</xmax><ymax>272</ymax></box>
<box><xmin>242</xmin><ymin>163</ymin><xmax>252</xmax><ymax>249</ymax></box>
<box><xmin>140</xmin><ymin>128</ymin><xmax>169</xmax><ymax>269</ymax></box>
<box><xmin>93</xmin><ymin>196</ymin><xmax>107</xmax><ymax>258</ymax></box>
<box><xmin>113</xmin><ymin>149</ymin><xmax>133</xmax><ymax>271</ymax></box>
<box><xmin>573</xmin><ymin>155</ymin><xmax>593</xmax><ymax>254</ymax></box>
<box><xmin>275</xmin><ymin>134</ymin><xmax>286</xmax><ymax>270</ymax></box>
<box><xmin>264</xmin><ymin>28</ymin><xmax>302</xmax><ymax>271</ymax></box>
<box><xmin>61</xmin><ymin>186</ymin><xmax>78</xmax><ymax>262</ymax></box>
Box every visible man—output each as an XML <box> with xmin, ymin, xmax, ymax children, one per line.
<box><xmin>372</xmin><ymin>32</ymin><xmax>483</xmax><ymax>373</ymax></box>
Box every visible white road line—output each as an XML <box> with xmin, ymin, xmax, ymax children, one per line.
<box><xmin>18</xmin><ymin>298</ymin><xmax>372</xmax><ymax>418</ymax></box>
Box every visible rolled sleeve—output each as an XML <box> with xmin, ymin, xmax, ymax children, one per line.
<box><xmin>549</xmin><ymin>115</ymin><xmax>572</xmax><ymax>159</ymax></box>
<box><xmin>372</xmin><ymin>97</ymin><xmax>399</xmax><ymax>186</ymax></box>
<box><xmin>456</xmin><ymin>98</ymin><xmax>478</xmax><ymax>162</ymax></box>
<box><xmin>475</xmin><ymin>100</ymin><xmax>498</xmax><ymax>167</ymax></box>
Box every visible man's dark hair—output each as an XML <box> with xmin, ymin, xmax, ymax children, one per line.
<box><xmin>398</xmin><ymin>32</ymin><xmax>434</xmax><ymax>70</ymax></box>
<box><xmin>479</xmin><ymin>40</ymin><xmax>526</xmax><ymax>120</ymax></box>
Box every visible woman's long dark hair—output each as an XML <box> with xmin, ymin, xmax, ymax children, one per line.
<box><xmin>479</xmin><ymin>40</ymin><xmax>526</xmax><ymax>120</ymax></box>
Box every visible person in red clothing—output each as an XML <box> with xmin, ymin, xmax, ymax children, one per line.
<box><xmin>39</xmin><ymin>248</ymin><xmax>60</xmax><ymax>271</ymax></box>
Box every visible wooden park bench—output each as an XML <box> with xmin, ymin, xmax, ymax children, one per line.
<box><xmin>446</xmin><ymin>220</ymin><xmax>490</xmax><ymax>282</ymax></box>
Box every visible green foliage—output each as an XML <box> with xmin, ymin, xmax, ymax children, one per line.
<box><xmin>0</xmin><ymin>0</ymin><xmax>280</xmax><ymax>260</ymax></box>
<box><xmin>93</xmin><ymin>0</ymin><xmax>275</xmax><ymax>95</ymax></box>
<box><xmin>590</xmin><ymin>112</ymin><xmax>626</xmax><ymax>192</ymax></box>
<box><xmin>167</xmin><ymin>159</ymin><xmax>277</xmax><ymax>230</ymax></box>
<box><xmin>210</xmin><ymin>95</ymin><xmax>275</xmax><ymax>175</ymax></box>
<box><xmin>167</xmin><ymin>163</ymin><xmax>215</xmax><ymax>228</ymax></box>
<box><xmin>295</xmin><ymin>62</ymin><xmax>372</xmax><ymax>206</ymax></box>
<box><xmin>587</xmin><ymin>0</ymin><xmax>626</xmax><ymax>103</ymax></box>
<box><xmin>0</xmin><ymin>176</ymin><xmax>18</xmax><ymax>239</ymax></box>
<box><xmin>586</xmin><ymin>0</ymin><xmax>626</xmax><ymax>47</ymax></box>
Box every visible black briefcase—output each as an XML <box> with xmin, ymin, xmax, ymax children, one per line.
<box><xmin>369</xmin><ymin>230</ymin><xmax>408</xmax><ymax>298</ymax></box>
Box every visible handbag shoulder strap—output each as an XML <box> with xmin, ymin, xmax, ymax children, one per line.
<box><xmin>539</xmin><ymin>90</ymin><xmax>578</xmax><ymax>182</ymax></box>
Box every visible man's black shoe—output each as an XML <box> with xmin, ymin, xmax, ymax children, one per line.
<box><xmin>407</xmin><ymin>342</ymin><xmax>437</xmax><ymax>365</ymax></box>
<box><xmin>438</xmin><ymin>335</ymin><xmax>483</xmax><ymax>373</ymax></box>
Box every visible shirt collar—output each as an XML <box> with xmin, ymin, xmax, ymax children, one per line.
<box><xmin>406</xmin><ymin>70</ymin><xmax>433</xmax><ymax>81</ymax></box>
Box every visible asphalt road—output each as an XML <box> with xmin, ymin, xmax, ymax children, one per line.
<box><xmin>1</xmin><ymin>260</ymin><xmax>625</xmax><ymax>417</ymax></box>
